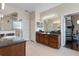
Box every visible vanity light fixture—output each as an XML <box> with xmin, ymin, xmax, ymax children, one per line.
<box><xmin>53</xmin><ymin>20</ymin><xmax>60</xmax><ymax>23</ymax></box>
<box><xmin>1</xmin><ymin>3</ymin><xmax>5</xmax><ymax>10</ymax></box>
<box><xmin>42</xmin><ymin>14</ymin><xmax>58</xmax><ymax>20</ymax></box>
<box><xmin>0</xmin><ymin>14</ymin><xmax>3</xmax><ymax>18</ymax></box>
<box><xmin>77</xmin><ymin>20</ymin><xmax>79</xmax><ymax>24</ymax></box>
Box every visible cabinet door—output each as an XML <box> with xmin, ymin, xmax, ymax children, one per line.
<box><xmin>43</xmin><ymin>35</ymin><xmax>48</xmax><ymax>45</ymax></box>
<box><xmin>48</xmin><ymin>35</ymin><xmax>59</xmax><ymax>49</ymax></box>
<box><xmin>49</xmin><ymin>35</ymin><xmax>58</xmax><ymax>43</ymax></box>
<box><xmin>39</xmin><ymin>34</ymin><xmax>44</xmax><ymax>43</ymax></box>
<box><xmin>0</xmin><ymin>47</ymin><xmax>12</xmax><ymax>56</ymax></box>
<box><xmin>49</xmin><ymin>42</ymin><xmax>58</xmax><ymax>48</ymax></box>
<box><xmin>36</xmin><ymin>33</ymin><xmax>40</xmax><ymax>42</ymax></box>
<box><xmin>11</xmin><ymin>43</ymin><xmax>26</xmax><ymax>56</ymax></box>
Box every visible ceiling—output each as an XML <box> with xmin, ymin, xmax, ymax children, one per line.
<box><xmin>6</xmin><ymin>3</ymin><xmax>62</xmax><ymax>12</ymax></box>
<box><xmin>0</xmin><ymin>3</ymin><xmax>62</xmax><ymax>16</ymax></box>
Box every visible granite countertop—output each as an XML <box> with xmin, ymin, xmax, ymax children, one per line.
<box><xmin>37</xmin><ymin>32</ymin><xmax>60</xmax><ymax>35</ymax></box>
<box><xmin>0</xmin><ymin>39</ymin><xmax>26</xmax><ymax>48</ymax></box>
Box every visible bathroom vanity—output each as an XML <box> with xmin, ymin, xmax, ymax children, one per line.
<box><xmin>0</xmin><ymin>40</ymin><xmax>26</xmax><ymax>56</ymax></box>
<box><xmin>36</xmin><ymin>32</ymin><xmax>61</xmax><ymax>49</ymax></box>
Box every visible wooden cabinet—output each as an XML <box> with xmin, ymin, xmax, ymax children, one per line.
<box><xmin>11</xmin><ymin>42</ymin><xmax>26</xmax><ymax>56</ymax></box>
<box><xmin>48</xmin><ymin>35</ymin><xmax>60</xmax><ymax>48</ymax></box>
<box><xmin>36</xmin><ymin>32</ymin><xmax>60</xmax><ymax>49</ymax></box>
<box><xmin>0</xmin><ymin>42</ymin><xmax>26</xmax><ymax>56</ymax></box>
<box><xmin>0</xmin><ymin>46</ymin><xmax>11</xmax><ymax>56</ymax></box>
<box><xmin>49</xmin><ymin>35</ymin><xmax>58</xmax><ymax>43</ymax></box>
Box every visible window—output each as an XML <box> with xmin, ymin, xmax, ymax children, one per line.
<box><xmin>13</xmin><ymin>21</ymin><xmax>22</xmax><ymax>29</ymax></box>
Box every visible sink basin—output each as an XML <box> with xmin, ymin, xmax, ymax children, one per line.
<box><xmin>42</xmin><ymin>32</ymin><xmax>50</xmax><ymax>34</ymax></box>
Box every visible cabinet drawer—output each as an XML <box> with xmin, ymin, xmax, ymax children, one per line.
<box><xmin>49</xmin><ymin>38</ymin><xmax>58</xmax><ymax>43</ymax></box>
<box><xmin>43</xmin><ymin>38</ymin><xmax>48</xmax><ymax>45</ymax></box>
<box><xmin>49</xmin><ymin>35</ymin><xmax>58</xmax><ymax>42</ymax></box>
<box><xmin>49</xmin><ymin>42</ymin><xmax>58</xmax><ymax>48</ymax></box>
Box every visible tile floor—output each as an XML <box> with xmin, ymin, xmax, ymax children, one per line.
<box><xmin>26</xmin><ymin>41</ymin><xmax>79</xmax><ymax>56</ymax></box>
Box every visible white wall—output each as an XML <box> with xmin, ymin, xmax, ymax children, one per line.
<box><xmin>41</xmin><ymin>3</ymin><xmax>79</xmax><ymax>47</ymax></box>
<box><xmin>30</xmin><ymin>11</ymin><xmax>36</xmax><ymax>42</ymax></box>
<box><xmin>35</xmin><ymin>10</ymin><xmax>41</xmax><ymax>31</ymax></box>
<box><xmin>30</xmin><ymin>10</ymin><xmax>41</xmax><ymax>42</ymax></box>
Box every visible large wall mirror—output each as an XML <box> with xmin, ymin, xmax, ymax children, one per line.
<box><xmin>36</xmin><ymin>14</ymin><xmax>61</xmax><ymax>34</ymax></box>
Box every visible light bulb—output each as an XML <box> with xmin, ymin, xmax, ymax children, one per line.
<box><xmin>77</xmin><ymin>20</ymin><xmax>79</xmax><ymax>24</ymax></box>
<box><xmin>1</xmin><ymin>3</ymin><xmax>5</xmax><ymax>10</ymax></box>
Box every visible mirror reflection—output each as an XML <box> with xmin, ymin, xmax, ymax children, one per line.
<box><xmin>36</xmin><ymin>14</ymin><xmax>61</xmax><ymax>34</ymax></box>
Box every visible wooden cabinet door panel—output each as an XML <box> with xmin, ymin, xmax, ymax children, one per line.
<box><xmin>0</xmin><ymin>47</ymin><xmax>12</xmax><ymax>56</ymax></box>
<box><xmin>11</xmin><ymin>43</ymin><xmax>25</xmax><ymax>56</ymax></box>
<box><xmin>36</xmin><ymin>34</ymin><xmax>40</xmax><ymax>42</ymax></box>
<box><xmin>40</xmin><ymin>36</ymin><xmax>44</xmax><ymax>43</ymax></box>
<box><xmin>0</xmin><ymin>42</ymin><xmax>26</xmax><ymax>56</ymax></box>
<box><xmin>49</xmin><ymin>42</ymin><xmax>58</xmax><ymax>48</ymax></box>
<box><xmin>36</xmin><ymin>32</ymin><xmax>60</xmax><ymax>49</ymax></box>
<box><xmin>49</xmin><ymin>35</ymin><xmax>58</xmax><ymax>43</ymax></box>
<box><xmin>49</xmin><ymin>38</ymin><xmax>58</xmax><ymax>43</ymax></box>
<box><xmin>43</xmin><ymin>35</ymin><xmax>48</xmax><ymax>45</ymax></box>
